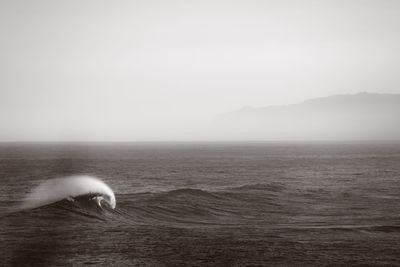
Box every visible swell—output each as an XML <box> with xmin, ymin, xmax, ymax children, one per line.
<box><xmin>11</xmin><ymin>182</ymin><xmax>400</xmax><ymax>232</ymax></box>
<box><xmin>115</xmin><ymin>184</ymin><xmax>400</xmax><ymax>230</ymax></box>
<box><xmin>10</xmin><ymin>183</ymin><xmax>289</xmax><ymax>225</ymax></box>
<box><xmin>229</xmin><ymin>182</ymin><xmax>287</xmax><ymax>192</ymax></box>
<box><xmin>115</xmin><ymin>184</ymin><xmax>288</xmax><ymax>225</ymax></box>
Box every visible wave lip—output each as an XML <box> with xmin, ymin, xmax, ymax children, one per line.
<box><xmin>20</xmin><ymin>175</ymin><xmax>116</xmax><ymax>210</ymax></box>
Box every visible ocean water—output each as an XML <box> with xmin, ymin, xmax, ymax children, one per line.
<box><xmin>1</xmin><ymin>142</ymin><xmax>400</xmax><ymax>266</ymax></box>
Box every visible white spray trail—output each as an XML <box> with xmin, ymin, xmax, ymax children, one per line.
<box><xmin>20</xmin><ymin>175</ymin><xmax>116</xmax><ymax>210</ymax></box>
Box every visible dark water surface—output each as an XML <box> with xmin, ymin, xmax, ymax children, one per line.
<box><xmin>1</xmin><ymin>142</ymin><xmax>400</xmax><ymax>266</ymax></box>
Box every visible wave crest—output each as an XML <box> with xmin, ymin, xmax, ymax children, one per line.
<box><xmin>20</xmin><ymin>175</ymin><xmax>116</xmax><ymax>210</ymax></box>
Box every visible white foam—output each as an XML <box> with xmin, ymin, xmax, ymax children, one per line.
<box><xmin>20</xmin><ymin>175</ymin><xmax>116</xmax><ymax>210</ymax></box>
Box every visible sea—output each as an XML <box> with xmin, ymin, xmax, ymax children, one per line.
<box><xmin>0</xmin><ymin>142</ymin><xmax>400</xmax><ymax>266</ymax></box>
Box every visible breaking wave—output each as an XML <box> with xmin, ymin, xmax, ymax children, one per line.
<box><xmin>10</xmin><ymin>180</ymin><xmax>399</xmax><ymax>232</ymax></box>
<box><xmin>19</xmin><ymin>176</ymin><xmax>116</xmax><ymax>211</ymax></box>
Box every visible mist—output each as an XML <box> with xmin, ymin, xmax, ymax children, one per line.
<box><xmin>0</xmin><ymin>0</ymin><xmax>400</xmax><ymax>141</ymax></box>
<box><xmin>211</xmin><ymin>92</ymin><xmax>400</xmax><ymax>141</ymax></box>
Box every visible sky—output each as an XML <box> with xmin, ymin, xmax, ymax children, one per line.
<box><xmin>0</xmin><ymin>0</ymin><xmax>399</xmax><ymax>141</ymax></box>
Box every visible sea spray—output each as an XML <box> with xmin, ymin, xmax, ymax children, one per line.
<box><xmin>20</xmin><ymin>175</ymin><xmax>116</xmax><ymax>210</ymax></box>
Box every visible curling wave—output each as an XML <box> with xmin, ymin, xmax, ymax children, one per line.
<box><xmin>19</xmin><ymin>175</ymin><xmax>116</xmax><ymax>210</ymax></box>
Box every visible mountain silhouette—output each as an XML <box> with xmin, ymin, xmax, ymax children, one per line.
<box><xmin>212</xmin><ymin>92</ymin><xmax>400</xmax><ymax>140</ymax></box>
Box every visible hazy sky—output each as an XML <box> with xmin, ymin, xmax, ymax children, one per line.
<box><xmin>0</xmin><ymin>0</ymin><xmax>399</xmax><ymax>141</ymax></box>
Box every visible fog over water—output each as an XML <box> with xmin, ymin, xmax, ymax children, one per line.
<box><xmin>212</xmin><ymin>93</ymin><xmax>400</xmax><ymax>141</ymax></box>
<box><xmin>0</xmin><ymin>0</ymin><xmax>400</xmax><ymax>141</ymax></box>
<box><xmin>1</xmin><ymin>2</ymin><xmax>400</xmax><ymax>265</ymax></box>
